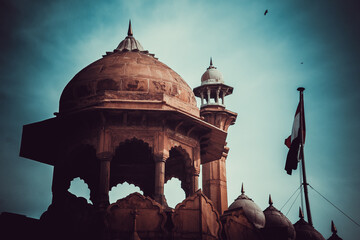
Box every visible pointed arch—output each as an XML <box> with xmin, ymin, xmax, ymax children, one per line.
<box><xmin>165</xmin><ymin>146</ymin><xmax>193</xmax><ymax>197</ymax></box>
<box><xmin>110</xmin><ymin>138</ymin><xmax>155</xmax><ymax>198</ymax></box>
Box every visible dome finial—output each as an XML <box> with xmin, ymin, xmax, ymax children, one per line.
<box><xmin>268</xmin><ymin>194</ymin><xmax>273</xmax><ymax>206</ymax></box>
<box><xmin>299</xmin><ymin>207</ymin><xmax>304</xmax><ymax>219</ymax></box>
<box><xmin>241</xmin><ymin>183</ymin><xmax>245</xmax><ymax>194</ymax></box>
<box><xmin>331</xmin><ymin>220</ymin><xmax>337</xmax><ymax>234</ymax></box>
<box><xmin>116</xmin><ymin>20</ymin><xmax>145</xmax><ymax>52</ymax></box>
<box><xmin>207</xmin><ymin>57</ymin><xmax>216</xmax><ymax>70</ymax></box>
<box><xmin>128</xmin><ymin>19</ymin><xmax>133</xmax><ymax>37</ymax></box>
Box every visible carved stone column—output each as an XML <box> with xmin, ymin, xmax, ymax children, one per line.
<box><xmin>192</xmin><ymin>168</ymin><xmax>200</xmax><ymax>193</ymax></box>
<box><xmin>202</xmin><ymin>155</ymin><xmax>228</xmax><ymax>214</ymax></box>
<box><xmin>200</xmin><ymin>92</ymin><xmax>204</xmax><ymax>106</ymax></box>
<box><xmin>207</xmin><ymin>88</ymin><xmax>211</xmax><ymax>103</ymax></box>
<box><xmin>192</xmin><ymin>146</ymin><xmax>201</xmax><ymax>194</ymax></box>
<box><xmin>96</xmin><ymin>151</ymin><xmax>113</xmax><ymax>209</ymax></box>
<box><xmin>154</xmin><ymin>155</ymin><xmax>166</xmax><ymax>206</ymax></box>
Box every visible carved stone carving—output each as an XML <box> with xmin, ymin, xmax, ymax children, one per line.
<box><xmin>172</xmin><ymin>190</ymin><xmax>221</xmax><ymax>240</ymax></box>
<box><xmin>106</xmin><ymin>193</ymin><xmax>167</xmax><ymax>239</ymax></box>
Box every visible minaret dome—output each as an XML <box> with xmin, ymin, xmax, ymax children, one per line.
<box><xmin>201</xmin><ymin>58</ymin><xmax>224</xmax><ymax>85</ymax></box>
<box><xmin>193</xmin><ymin>58</ymin><xmax>233</xmax><ymax>108</ymax></box>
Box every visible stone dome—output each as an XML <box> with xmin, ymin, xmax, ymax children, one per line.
<box><xmin>200</xmin><ymin>58</ymin><xmax>224</xmax><ymax>85</ymax></box>
<box><xmin>263</xmin><ymin>196</ymin><xmax>296</xmax><ymax>240</ymax></box>
<box><xmin>59</xmin><ymin>23</ymin><xmax>198</xmax><ymax>116</ymax></box>
<box><xmin>294</xmin><ymin>218</ymin><xmax>325</xmax><ymax>240</ymax></box>
<box><xmin>227</xmin><ymin>185</ymin><xmax>266</xmax><ymax>229</ymax></box>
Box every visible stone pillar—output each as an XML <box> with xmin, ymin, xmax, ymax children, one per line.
<box><xmin>192</xmin><ymin>146</ymin><xmax>201</xmax><ymax>193</ymax></box>
<box><xmin>154</xmin><ymin>155</ymin><xmax>166</xmax><ymax>205</ymax></box>
<box><xmin>192</xmin><ymin>168</ymin><xmax>200</xmax><ymax>193</ymax></box>
<box><xmin>207</xmin><ymin>88</ymin><xmax>211</xmax><ymax>103</ymax></box>
<box><xmin>221</xmin><ymin>91</ymin><xmax>225</xmax><ymax>105</ymax></box>
<box><xmin>96</xmin><ymin>151</ymin><xmax>112</xmax><ymax>209</ymax></box>
<box><xmin>96</xmin><ymin>125</ymin><xmax>113</xmax><ymax>209</ymax></box>
<box><xmin>216</xmin><ymin>88</ymin><xmax>220</xmax><ymax>104</ymax></box>
<box><xmin>202</xmin><ymin>157</ymin><xmax>228</xmax><ymax>214</ymax></box>
<box><xmin>200</xmin><ymin>92</ymin><xmax>204</xmax><ymax>106</ymax></box>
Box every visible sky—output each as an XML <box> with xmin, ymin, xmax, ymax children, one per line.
<box><xmin>1</xmin><ymin>0</ymin><xmax>360</xmax><ymax>239</ymax></box>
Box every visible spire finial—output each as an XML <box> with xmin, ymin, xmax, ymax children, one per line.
<box><xmin>128</xmin><ymin>19</ymin><xmax>133</xmax><ymax>37</ymax></box>
<box><xmin>241</xmin><ymin>183</ymin><xmax>245</xmax><ymax>194</ymax></box>
<box><xmin>299</xmin><ymin>207</ymin><xmax>304</xmax><ymax>219</ymax></box>
<box><xmin>331</xmin><ymin>220</ymin><xmax>337</xmax><ymax>234</ymax></box>
<box><xmin>268</xmin><ymin>194</ymin><xmax>273</xmax><ymax>206</ymax></box>
<box><xmin>210</xmin><ymin>57</ymin><xmax>213</xmax><ymax>66</ymax></box>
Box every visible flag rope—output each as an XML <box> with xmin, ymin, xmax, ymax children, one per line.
<box><xmin>285</xmin><ymin>189</ymin><xmax>302</xmax><ymax>217</ymax></box>
<box><xmin>308</xmin><ymin>184</ymin><xmax>360</xmax><ymax>228</ymax></box>
<box><xmin>280</xmin><ymin>185</ymin><xmax>301</xmax><ymax>211</ymax></box>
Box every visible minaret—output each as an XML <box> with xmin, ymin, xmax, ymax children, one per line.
<box><xmin>193</xmin><ymin>58</ymin><xmax>237</xmax><ymax>214</ymax></box>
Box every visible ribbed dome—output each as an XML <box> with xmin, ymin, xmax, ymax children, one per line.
<box><xmin>200</xmin><ymin>58</ymin><xmax>224</xmax><ymax>85</ymax></box>
<box><xmin>116</xmin><ymin>35</ymin><xmax>144</xmax><ymax>52</ymax></box>
<box><xmin>59</xmin><ymin>23</ymin><xmax>198</xmax><ymax>115</ymax></box>
<box><xmin>294</xmin><ymin>218</ymin><xmax>325</xmax><ymax>240</ymax></box>
<box><xmin>228</xmin><ymin>185</ymin><xmax>266</xmax><ymax>229</ymax></box>
<box><xmin>263</xmin><ymin>196</ymin><xmax>296</xmax><ymax>240</ymax></box>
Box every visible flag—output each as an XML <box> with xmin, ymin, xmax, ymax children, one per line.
<box><xmin>285</xmin><ymin>100</ymin><xmax>305</xmax><ymax>175</ymax></box>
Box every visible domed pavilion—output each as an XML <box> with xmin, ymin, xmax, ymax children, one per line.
<box><xmin>3</xmin><ymin>21</ymin><xmax>337</xmax><ymax>240</ymax></box>
<box><xmin>19</xmin><ymin>21</ymin><xmax>236</xmax><ymax>240</ymax></box>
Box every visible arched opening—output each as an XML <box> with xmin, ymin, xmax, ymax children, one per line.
<box><xmin>110</xmin><ymin>138</ymin><xmax>155</xmax><ymax>198</ymax></box>
<box><xmin>164</xmin><ymin>178</ymin><xmax>184</xmax><ymax>208</ymax></box>
<box><xmin>109</xmin><ymin>182</ymin><xmax>143</xmax><ymax>203</ymax></box>
<box><xmin>68</xmin><ymin>177</ymin><xmax>91</xmax><ymax>203</ymax></box>
<box><xmin>165</xmin><ymin>146</ymin><xmax>193</xmax><ymax>197</ymax></box>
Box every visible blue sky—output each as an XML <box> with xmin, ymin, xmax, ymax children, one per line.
<box><xmin>1</xmin><ymin>0</ymin><xmax>359</xmax><ymax>239</ymax></box>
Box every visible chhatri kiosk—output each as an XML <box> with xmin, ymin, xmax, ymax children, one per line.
<box><xmin>12</xmin><ymin>22</ymin><xmax>334</xmax><ymax>240</ymax></box>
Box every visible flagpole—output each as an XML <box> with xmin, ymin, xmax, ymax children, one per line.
<box><xmin>297</xmin><ymin>87</ymin><xmax>313</xmax><ymax>226</ymax></box>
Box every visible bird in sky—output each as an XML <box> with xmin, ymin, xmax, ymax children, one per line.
<box><xmin>264</xmin><ymin>9</ymin><xmax>268</xmax><ymax>15</ymax></box>
<box><xmin>301</xmin><ymin>62</ymin><xmax>304</xmax><ymax>64</ymax></box>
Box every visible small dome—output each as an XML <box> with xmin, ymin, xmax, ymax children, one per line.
<box><xmin>263</xmin><ymin>195</ymin><xmax>295</xmax><ymax>240</ymax></box>
<box><xmin>228</xmin><ymin>184</ymin><xmax>266</xmax><ymax>229</ymax></box>
<box><xmin>200</xmin><ymin>58</ymin><xmax>224</xmax><ymax>85</ymax></box>
<box><xmin>294</xmin><ymin>213</ymin><xmax>325</xmax><ymax>240</ymax></box>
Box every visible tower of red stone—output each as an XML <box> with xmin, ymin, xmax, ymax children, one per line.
<box><xmin>193</xmin><ymin>58</ymin><xmax>237</xmax><ymax>214</ymax></box>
